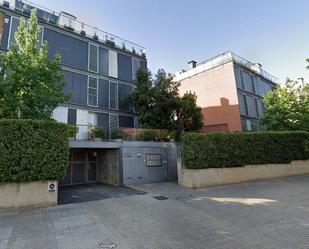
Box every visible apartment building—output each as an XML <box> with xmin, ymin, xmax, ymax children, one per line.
<box><xmin>0</xmin><ymin>0</ymin><xmax>180</xmax><ymax>187</ymax></box>
<box><xmin>0</xmin><ymin>0</ymin><xmax>147</xmax><ymax>139</ymax></box>
<box><xmin>175</xmin><ymin>51</ymin><xmax>278</xmax><ymax>132</ymax></box>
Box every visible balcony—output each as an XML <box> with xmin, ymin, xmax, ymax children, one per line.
<box><xmin>1</xmin><ymin>0</ymin><xmax>146</xmax><ymax>57</ymax></box>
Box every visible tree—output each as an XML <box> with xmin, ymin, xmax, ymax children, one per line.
<box><xmin>0</xmin><ymin>10</ymin><xmax>69</xmax><ymax>120</ymax></box>
<box><xmin>177</xmin><ymin>92</ymin><xmax>203</xmax><ymax>131</ymax></box>
<box><xmin>132</xmin><ymin>68</ymin><xmax>203</xmax><ymax>131</ymax></box>
<box><xmin>261</xmin><ymin>79</ymin><xmax>309</xmax><ymax>132</ymax></box>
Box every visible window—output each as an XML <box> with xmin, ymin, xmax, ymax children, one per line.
<box><xmin>243</xmin><ymin>95</ymin><xmax>249</xmax><ymax>116</ymax></box>
<box><xmin>44</xmin><ymin>28</ymin><xmax>88</xmax><ymax>70</ymax></box>
<box><xmin>254</xmin><ymin>99</ymin><xmax>259</xmax><ymax>118</ymax></box>
<box><xmin>251</xmin><ymin>75</ymin><xmax>256</xmax><ymax>94</ymax></box>
<box><xmin>99</xmin><ymin>47</ymin><xmax>109</xmax><ymax>75</ymax></box>
<box><xmin>119</xmin><ymin>115</ymin><xmax>134</xmax><ymax>128</ymax></box>
<box><xmin>240</xmin><ymin>70</ymin><xmax>245</xmax><ymax>89</ymax></box>
<box><xmin>67</xmin><ymin>109</ymin><xmax>76</xmax><ymax>125</ymax></box>
<box><xmin>118</xmin><ymin>53</ymin><xmax>132</xmax><ymax>81</ymax></box>
<box><xmin>9</xmin><ymin>16</ymin><xmax>44</xmax><ymax>48</ymax></box>
<box><xmin>89</xmin><ymin>43</ymin><xmax>98</xmax><ymax>72</ymax></box>
<box><xmin>118</xmin><ymin>84</ymin><xmax>133</xmax><ymax>112</ymax></box>
<box><xmin>251</xmin><ymin>120</ymin><xmax>259</xmax><ymax>131</ymax></box>
<box><xmin>109</xmin><ymin>81</ymin><xmax>118</xmax><ymax>109</ymax></box>
<box><xmin>132</xmin><ymin>58</ymin><xmax>140</xmax><ymax>81</ymax></box>
<box><xmin>88</xmin><ymin>77</ymin><xmax>98</xmax><ymax>107</ymax></box>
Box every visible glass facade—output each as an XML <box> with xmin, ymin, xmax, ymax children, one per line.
<box><xmin>235</xmin><ymin>66</ymin><xmax>275</xmax><ymax>131</ymax></box>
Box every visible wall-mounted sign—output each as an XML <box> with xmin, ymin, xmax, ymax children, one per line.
<box><xmin>48</xmin><ymin>181</ymin><xmax>57</xmax><ymax>193</ymax></box>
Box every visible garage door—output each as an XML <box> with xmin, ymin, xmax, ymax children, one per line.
<box><xmin>122</xmin><ymin>147</ymin><xmax>168</xmax><ymax>185</ymax></box>
<box><xmin>59</xmin><ymin>151</ymin><xmax>98</xmax><ymax>186</ymax></box>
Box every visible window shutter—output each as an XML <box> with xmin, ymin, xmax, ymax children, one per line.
<box><xmin>88</xmin><ymin>77</ymin><xmax>98</xmax><ymax>106</ymax></box>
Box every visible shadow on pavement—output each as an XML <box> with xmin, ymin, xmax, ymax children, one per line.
<box><xmin>58</xmin><ymin>183</ymin><xmax>147</xmax><ymax>205</ymax></box>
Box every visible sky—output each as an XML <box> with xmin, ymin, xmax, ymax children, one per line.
<box><xmin>30</xmin><ymin>0</ymin><xmax>309</xmax><ymax>83</ymax></box>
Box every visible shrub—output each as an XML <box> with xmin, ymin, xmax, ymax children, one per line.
<box><xmin>136</xmin><ymin>129</ymin><xmax>170</xmax><ymax>141</ymax></box>
<box><xmin>88</xmin><ymin>126</ymin><xmax>106</xmax><ymax>140</ymax></box>
<box><xmin>67</xmin><ymin>125</ymin><xmax>78</xmax><ymax>138</ymax></box>
<box><xmin>181</xmin><ymin>131</ymin><xmax>309</xmax><ymax>169</ymax></box>
<box><xmin>155</xmin><ymin>129</ymin><xmax>169</xmax><ymax>141</ymax></box>
<box><xmin>136</xmin><ymin>129</ymin><xmax>157</xmax><ymax>141</ymax></box>
<box><xmin>111</xmin><ymin>128</ymin><xmax>124</xmax><ymax>139</ymax></box>
<box><xmin>0</xmin><ymin>119</ymin><xmax>70</xmax><ymax>183</ymax></box>
<box><xmin>94</xmin><ymin>127</ymin><xmax>106</xmax><ymax>139</ymax></box>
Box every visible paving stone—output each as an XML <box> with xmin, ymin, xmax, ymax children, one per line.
<box><xmin>1</xmin><ymin>175</ymin><xmax>309</xmax><ymax>249</ymax></box>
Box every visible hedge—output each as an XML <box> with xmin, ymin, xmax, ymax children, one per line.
<box><xmin>182</xmin><ymin>131</ymin><xmax>309</xmax><ymax>169</ymax></box>
<box><xmin>0</xmin><ymin>119</ymin><xmax>70</xmax><ymax>183</ymax></box>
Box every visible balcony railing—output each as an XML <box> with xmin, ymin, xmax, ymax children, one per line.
<box><xmin>71</xmin><ymin>124</ymin><xmax>121</xmax><ymax>141</ymax></box>
<box><xmin>175</xmin><ymin>51</ymin><xmax>279</xmax><ymax>84</ymax></box>
<box><xmin>1</xmin><ymin>0</ymin><xmax>146</xmax><ymax>57</ymax></box>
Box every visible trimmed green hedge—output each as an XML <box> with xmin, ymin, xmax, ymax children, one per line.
<box><xmin>0</xmin><ymin>119</ymin><xmax>70</xmax><ymax>183</ymax></box>
<box><xmin>182</xmin><ymin>131</ymin><xmax>309</xmax><ymax>169</ymax></box>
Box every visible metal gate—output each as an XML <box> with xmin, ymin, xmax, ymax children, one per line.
<box><xmin>122</xmin><ymin>147</ymin><xmax>168</xmax><ymax>185</ymax></box>
<box><xmin>59</xmin><ymin>151</ymin><xmax>98</xmax><ymax>186</ymax></box>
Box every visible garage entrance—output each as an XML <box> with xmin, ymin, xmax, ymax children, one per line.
<box><xmin>59</xmin><ymin>150</ymin><xmax>99</xmax><ymax>186</ymax></box>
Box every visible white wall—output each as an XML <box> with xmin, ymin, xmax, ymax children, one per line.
<box><xmin>109</xmin><ymin>50</ymin><xmax>118</xmax><ymax>78</ymax></box>
<box><xmin>52</xmin><ymin>107</ymin><xmax>68</xmax><ymax>123</ymax></box>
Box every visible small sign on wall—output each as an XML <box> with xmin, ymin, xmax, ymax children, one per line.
<box><xmin>48</xmin><ymin>181</ymin><xmax>57</xmax><ymax>193</ymax></box>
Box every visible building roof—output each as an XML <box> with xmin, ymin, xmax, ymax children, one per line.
<box><xmin>174</xmin><ymin>51</ymin><xmax>279</xmax><ymax>84</ymax></box>
<box><xmin>1</xmin><ymin>0</ymin><xmax>146</xmax><ymax>57</ymax></box>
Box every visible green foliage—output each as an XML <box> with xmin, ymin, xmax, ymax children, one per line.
<box><xmin>67</xmin><ymin>125</ymin><xmax>78</xmax><ymax>138</ymax></box>
<box><xmin>132</xmin><ymin>69</ymin><xmax>180</xmax><ymax>130</ymax></box>
<box><xmin>93</xmin><ymin>127</ymin><xmax>106</xmax><ymax>139</ymax></box>
<box><xmin>0</xmin><ymin>119</ymin><xmax>70</xmax><ymax>183</ymax></box>
<box><xmin>182</xmin><ymin>131</ymin><xmax>309</xmax><ymax>169</ymax></box>
<box><xmin>132</xmin><ymin>69</ymin><xmax>203</xmax><ymax>131</ymax></box>
<box><xmin>136</xmin><ymin>129</ymin><xmax>157</xmax><ymax>141</ymax></box>
<box><xmin>135</xmin><ymin>129</ymin><xmax>169</xmax><ymax>141</ymax></box>
<box><xmin>177</xmin><ymin>92</ymin><xmax>203</xmax><ymax>131</ymax></box>
<box><xmin>261</xmin><ymin>79</ymin><xmax>309</xmax><ymax>132</ymax></box>
<box><xmin>88</xmin><ymin>126</ymin><xmax>106</xmax><ymax>140</ymax></box>
<box><xmin>111</xmin><ymin>128</ymin><xmax>124</xmax><ymax>139</ymax></box>
<box><xmin>0</xmin><ymin>10</ymin><xmax>69</xmax><ymax>120</ymax></box>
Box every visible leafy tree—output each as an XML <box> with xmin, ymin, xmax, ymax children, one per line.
<box><xmin>0</xmin><ymin>10</ymin><xmax>69</xmax><ymax>120</ymax></box>
<box><xmin>132</xmin><ymin>68</ymin><xmax>203</xmax><ymax>131</ymax></box>
<box><xmin>177</xmin><ymin>92</ymin><xmax>203</xmax><ymax>131</ymax></box>
<box><xmin>261</xmin><ymin>79</ymin><xmax>309</xmax><ymax>132</ymax></box>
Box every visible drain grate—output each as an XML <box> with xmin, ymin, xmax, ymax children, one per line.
<box><xmin>153</xmin><ymin>195</ymin><xmax>168</xmax><ymax>201</ymax></box>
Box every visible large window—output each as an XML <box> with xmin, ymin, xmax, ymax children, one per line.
<box><xmin>99</xmin><ymin>47</ymin><xmax>109</xmax><ymax>75</ymax></box>
<box><xmin>243</xmin><ymin>95</ymin><xmax>249</xmax><ymax>116</ymax></box>
<box><xmin>118</xmin><ymin>84</ymin><xmax>133</xmax><ymax>112</ymax></box>
<box><xmin>118</xmin><ymin>53</ymin><xmax>132</xmax><ymax>82</ymax></box>
<box><xmin>64</xmin><ymin>71</ymin><xmax>87</xmax><ymax>106</ymax></box>
<box><xmin>44</xmin><ymin>28</ymin><xmax>88</xmax><ymax>70</ymax></box>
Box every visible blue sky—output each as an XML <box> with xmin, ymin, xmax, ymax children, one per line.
<box><xmin>32</xmin><ymin>0</ymin><xmax>309</xmax><ymax>83</ymax></box>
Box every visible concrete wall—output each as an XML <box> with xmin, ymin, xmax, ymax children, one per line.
<box><xmin>177</xmin><ymin>159</ymin><xmax>309</xmax><ymax>188</ymax></box>
<box><xmin>99</xmin><ymin>149</ymin><xmax>120</xmax><ymax>186</ymax></box>
<box><xmin>178</xmin><ymin>61</ymin><xmax>242</xmax><ymax>132</ymax></box>
<box><xmin>0</xmin><ymin>181</ymin><xmax>58</xmax><ymax>210</ymax></box>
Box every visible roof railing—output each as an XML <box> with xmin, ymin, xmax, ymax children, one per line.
<box><xmin>1</xmin><ymin>0</ymin><xmax>146</xmax><ymax>57</ymax></box>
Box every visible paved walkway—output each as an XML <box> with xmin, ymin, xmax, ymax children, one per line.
<box><xmin>1</xmin><ymin>175</ymin><xmax>309</xmax><ymax>249</ymax></box>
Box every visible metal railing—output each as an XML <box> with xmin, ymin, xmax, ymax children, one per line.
<box><xmin>1</xmin><ymin>0</ymin><xmax>146</xmax><ymax>57</ymax></box>
<box><xmin>71</xmin><ymin>124</ymin><xmax>118</xmax><ymax>141</ymax></box>
<box><xmin>175</xmin><ymin>51</ymin><xmax>279</xmax><ymax>84</ymax></box>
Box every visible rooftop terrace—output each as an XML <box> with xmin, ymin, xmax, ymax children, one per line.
<box><xmin>175</xmin><ymin>51</ymin><xmax>279</xmax><ymax>84</ymax></box>
<box><xmin>0</xmin><ymin>0</ymin><xmax>146</xmax><ymax>57</ymax></box>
